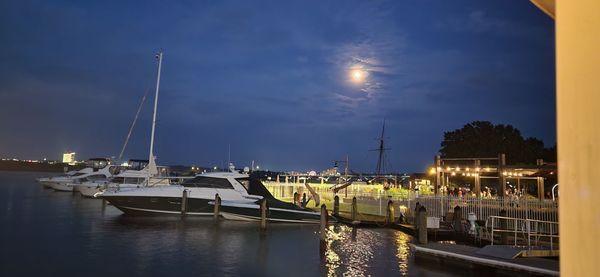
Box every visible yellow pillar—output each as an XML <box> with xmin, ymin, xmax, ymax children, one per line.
<box><xmin>555</xmin><ymin>1</ymin><xmax>600</xmax><ymax>276</ymax></box>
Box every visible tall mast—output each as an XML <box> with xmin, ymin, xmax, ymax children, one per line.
<box><xmin>148</xmin><ymin>51</ymin><xmax>162</xmax><ymax>177</ymax></box>
<box><xmin>375</xmin><ymin>119</ymin><xmax>386</xmax><ymax>178</ymax></box>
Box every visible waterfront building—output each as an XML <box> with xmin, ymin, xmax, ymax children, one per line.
<box><xmin>62</xmin><ymin>152</ymin><xmax>76</xmax><ymax>165</ymax></box>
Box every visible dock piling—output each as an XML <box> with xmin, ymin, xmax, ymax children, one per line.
<box><xmin>181</xmin><ymin>189</ymin><xmax>188</xmax><ymax>216</ymax></box>
<box><xmin>418</xmin><ymin>206</ymin><xmax>427</xmax><ymax>244</ymax></box>
<box><xmin>386</xmin><ymin>200</ymin><xmax>394</xmax><ymax>225</ymax></box>
<box><xmin>214</xmin><ymin>193</ymin><xmax>221</xmax><ymax>220</ymax></box>
<box><xmin>351</xmin><ymin>196</ymin><xmax>359</xmax><ymax>224</ymax></box>
<box><xmin>414</xmin><ymin>202</ymin><xmax>421</xmax><ymax>228</ymax></box>
<box><xmin>333</xmin><ymin>195</ymin><xmax>339</xmax><ymax>217</ymax></box>
<box><xmin>453</xmin><ymin>205</ymin><xmax>463</xmax><ymax>233</ymax></box>
<box><xmin>260</xmin><ymin>199</ymin><xmax>267</xmax><ymax>230</ymax></box>
<box><xmin>320</xmin><ymin>204</ymin><xmax>328</xmax><ymax>241</ymax></box>
<box><xmin>500</xmin><ymin>209</ymin><xmax>508</xmax><ymax>244</ymax></box>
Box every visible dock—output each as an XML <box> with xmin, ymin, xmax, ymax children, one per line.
<box><xmin>412</xmin><ymin>242</ymin><xmax>559</xmax><ymax>276</ymax></box>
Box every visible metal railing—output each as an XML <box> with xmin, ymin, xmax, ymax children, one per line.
<box><xmin>406</xmin><ymin>196</ymin><xmax>558</xmax><ymax>224</ymax></box>
<box><xmin>263</xmin><ymin>183</ymin><xmax>558</xmax><ymax>224</ymax></box>
<box><xmin>486</xmin><ymin>216</ymin><xmax>559</xmax><ymax>250</ymax></box>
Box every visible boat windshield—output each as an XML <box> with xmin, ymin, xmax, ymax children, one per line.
<box><xmin>235</xmin><ymin>178</ymin><xmax>250</xmax><ymax>191</ymax></box>
<box><xmin>182</xmin><ymin>176</ymin><xmax>234</xmax><ymax>189</ymax></box>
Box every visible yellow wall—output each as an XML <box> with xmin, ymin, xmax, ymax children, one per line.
<box><xmin>556</xmin><ymin>1</ymin><xmax>600</xmax><ymax>276</ymax></box>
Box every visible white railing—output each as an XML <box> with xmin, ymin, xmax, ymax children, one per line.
<box><xmin>406</xmin><ymin>196</ymin><xmax>558</xmax><ymax>224</ymax></box>
<box><xmin>487</xmin><ymin>216</ymin><xmax>559</xmax><ymax>250</ymax></box>
<box><xmin>263</xmin><ymin>183</ymin><xmax>558</xmax><ymax>224</ymax></box>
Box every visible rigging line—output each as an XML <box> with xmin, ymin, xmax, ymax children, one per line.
<box><xmin>118</xmin><ymin>86</ymin><xmax>151</xmax><ymax>161</ymax></box>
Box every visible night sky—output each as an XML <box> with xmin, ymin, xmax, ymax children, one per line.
<box><xmin>0</xmin><ymin>0</ymin><xmax>555</xmax><ymax>172</ymax></box>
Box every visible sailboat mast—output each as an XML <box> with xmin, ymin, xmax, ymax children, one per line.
<box><xmin>375</xmin><ymin>120</ymin><xmax>385</xmax><ymax>177</ymax></box>
<box><xmin>149</xmin><ymin>51</ymin><xmax>162</xmax><ymax>164</ymax></box>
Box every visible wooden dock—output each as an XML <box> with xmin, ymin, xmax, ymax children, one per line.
<box><xmin>412</xmin><ymin>242</ymin><xmax>559</xmax><ymax>276</ymax></box>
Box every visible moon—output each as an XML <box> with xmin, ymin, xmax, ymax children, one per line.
<box><xmin>350</xmin><ymin>68</ymin><xmax>366</xmax><ymax>83</ymax></box>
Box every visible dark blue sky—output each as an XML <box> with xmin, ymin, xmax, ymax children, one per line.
<box><xmin>0</xmin><ymin>0</ymin><xmax>555</xmax><ymax>172</ymax></box>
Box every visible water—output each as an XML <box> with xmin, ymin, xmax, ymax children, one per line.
<box><xmin>0</xmin><ymin>172</ymin><xmax>459</xmax><ymax>276</ymax></box>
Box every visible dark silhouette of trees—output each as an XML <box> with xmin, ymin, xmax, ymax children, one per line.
<box><xmin>439</xmin><ymin>121</ymin><xmax>556</xmax><ymax>164</ymax></box>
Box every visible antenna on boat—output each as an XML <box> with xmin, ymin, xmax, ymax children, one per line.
<box><xmin>147</xmin><ymin>50</ymin><xmax>163</xmax><ymax>180</ymax></box>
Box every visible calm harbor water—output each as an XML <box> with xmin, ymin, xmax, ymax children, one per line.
<box><xmin>0</xmin><ymin>172</ymin><xmax>462</xmax><ymax>276</ymax></box>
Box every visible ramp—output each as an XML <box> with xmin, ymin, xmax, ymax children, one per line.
<box><xmin>476</xmin><ymin>245</ymin><xmax>526</xmax><ymax>259</ymax></box>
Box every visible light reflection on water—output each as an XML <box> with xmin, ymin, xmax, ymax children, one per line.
<box><xmin>396</xmin><ymin>231</ymin><xmax>411</xmax><ymax>275</ymax></box>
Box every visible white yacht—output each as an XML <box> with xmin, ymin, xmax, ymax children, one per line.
<box><xmin>37</xmin><ymin>169</ymin><xmax>89</xmax><ymax>188</ymax></box>
<box><xmin>79</xmin><ymin>159</ymin><xmax>170</xmax><ymax>198</ymax></box>
<box><xmin>100</xmin><ymin>171</ymin><xmax>322</xmax><ymax>223</ymax></box>
<box><xmin>50</xmin><ymin>158</ymin><xmax>115</xmax><ymax>192</ymax></box>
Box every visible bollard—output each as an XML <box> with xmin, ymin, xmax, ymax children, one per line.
<box><xmin>214</xmin><ymin>193</ymin><xmax>221</xmax><ymax>220</ymax></box>
<box><xmin>453</xmin><ymin>205</ymin><xmax>462</xmax><ymax>233</ymax></box>
<box><xmin>260</xmin><ymin>199</ymin><xmax>267</xmax><ymax>230</ymax></box>
<box><xmin>293</xmin><ymin>192</ymin><xmax>299</xmax><ymax>206</ymax></box>
<box><xmin>181</xmin><ymin>189</ymin><xmax>188</xmax><ymax>216</ymax></box>
<box><xmin>302</xmin><ymin>193</ymin><xmax>307</xmax><ymax>207</ymax></box>
<box><xmin>499</xmin><ymin>209</ymin><xmax>508</xmax><ymax>244</ymax></box>
<box><xmin>333</xmin><ymin>195</ymin><xmax>340</xmax><ymax>217</ymax></box>
<box><xmin>351</xmin><ymin>196</ymin><xmax>358</xmax><ymax>224</ymax></box>
<box><xmin>386</xmin><ymin>200</ymin><xmax>395</xmax><ymax>225</ymax></box>
<box><xmin>320</xmin><ymin>204</ymin><xmax>328</xmax><ymax>241</ymax></box>
<box><xmin>319</xmin><ymin>205</ymin><xmax>328</xmax><ymax>260</ymax></box>
<box><xmin>418</xmin><ymin>206</ymin><xmax>428</xmax><ymax>244</ymax></box>
<box><xmin>414</xmin><ymin>202</ymin><xmax>421</xmax><ymax>230</ymax></box>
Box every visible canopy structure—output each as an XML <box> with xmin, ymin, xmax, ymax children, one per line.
<box><xmin>530</xmin><ymin>0</ymin><xmax>555</xmax><ymax>19</ymax></box>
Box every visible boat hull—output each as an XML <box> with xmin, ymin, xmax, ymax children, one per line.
<box><xmin>102</xmin><ymin>195</ymin><xmax>321</xmax><ymax>223</ymax></box>
<box><xmin>101</xmin><ymin>195</ymin><xmax>214</xmax><ymax>216</ymax></box>
<box><xmin>51</xmin><ymin>182</ymin><xmax>75</xmax><ymax>192</ymax></box>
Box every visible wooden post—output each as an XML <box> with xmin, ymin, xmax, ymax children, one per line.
<box><xmin>434</xmin><ymin>155</ymin><xmax>441</xmax><ymax>195</ymax></box>
<box><xmin>500</xmin><ymin>209</ymin><xmax>508</xmax><ymax>245</ymax></box>
<box><xmin>302</xmin><ymin>193</ymin><xmax>307</xmax><ymax>207</ymax></box>
<box><xmin>181</xmin><ymin>189</ymin><xmax>188</xmax><ymax>216</ymax></box>
<box><xmin>453</xmin><ymin>205</ymin><xmax>462</xmax><ymax>233</ymax></box>
<box><xmin>386</xmin><ymin>200</ymin><xmax>394</xmax><ymax>224</ymax></box>
<box><xmin>333</xmin><ymin>195</ymin><xmax>340</xmax><ymax>217</ymax></box>
<box><xmin>418</xmin><ymin>206</ymin><xmax>427</xmax><ymax>244</ymax></box>
<box><xmin>351</xmin><ymin>196</ymin><xmax>358</xmax><ymax>224</ymax></box>
<box><xmin>414</xmin><ymin>202</ymin><xmax>421</xmax><ymax>229</ymax></box>
<box><xmin>213</xmin><ymin>193</ymin><xmax>221</xmax><ymax>220</ymax></box>
<box><xmin>536</xmin><ymin>159</ymin><xmax>545</xmax><ymax>201</ymax></box>
<box><xmin>474</xmin><ymin>159</ymin><xmax>481</xmax><ymax>197</ymax></box>
<box><xmin>498</xmin><ymin>153</ymin><xmax>507</xmax><ymax>199</ymax></box>
<box><xmin>320</xmin><ymin>204</ymin><xmax>328</xmax><ymax>241</ymax></box>
<box><xmin>260</xmin><ymin>199</ymin><xmax>267</xmax><ymax>230</ymax></box>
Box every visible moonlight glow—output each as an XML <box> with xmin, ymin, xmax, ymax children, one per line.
<box><xmin>350</xmin><ymin>68</ymin><xmax>366</xmax><ymax>83</ymax></box>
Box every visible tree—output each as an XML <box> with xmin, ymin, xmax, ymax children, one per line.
<box><xmin>439</xmin><ymin>121</ymin><xmax>556</xmax><ymax>164</ymax></box>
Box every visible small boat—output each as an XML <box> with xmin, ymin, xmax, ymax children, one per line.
<box><xmin>100</xmin><ymin>171</ymin><xmax>322</xmax><ymax>223</ymax></box>
<box><xmin>50</xmin><ymin>158</ymin><xmax>114</xmax><ymax>192</ymax></box>
<box><xmin>37</xmin><ymin>169</ymin><xmax>87</xmax><ymax>188</ymax></box>
<box><xmin>79</xmin><ymin>160</ymin><xmax>170</xmax><ymax>198</ymax></box>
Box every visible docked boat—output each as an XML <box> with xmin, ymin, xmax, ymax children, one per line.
<box><xmin>79</xmin><ymin>159</ymin><xmax>170</xmax><ymax>198</ymax></box>
<box><xmin>50</xmin><ymin>158</ymin><xmax>115</xmax><ymax>192</ymax></box>
<box><xmin>37</xmin><ymin>169</ymin><xmax>89</xmax><ymax>188</ymax></box>
<box><xmin>100</xmin><ymin>171</ymin><xmax>322</xmax><ymax>223</ymax></box>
